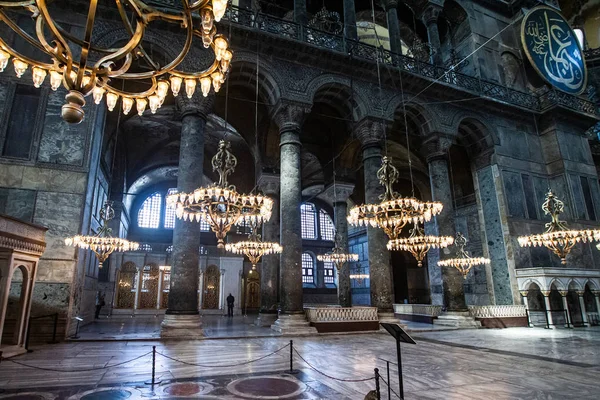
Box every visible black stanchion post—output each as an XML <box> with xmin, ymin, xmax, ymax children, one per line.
<box><xmin>386</xmin><ymin>361</ymin><xmax>391</xmax><ymax>399</ymax></box>
<box><xmin>544</xmin><ymin>308</ymin><xmax>550</xmax><ymax>329</ymax></box>
<box><xmin>289</xmin><ymin>340</ymin><xmax>293</xmax><ymax>373</ymax></box>
<box><xmin>51</xmin><ymin>313</ymin><xmax>58</xmax><ymax>343</ymax></box>
<box><xmin>396</xmin><ymin>340</ymin><xmax>404</xmax><ymax>399</ymax></box>
<box><xmin>374</xmin><ymin>368</ymin><xmax>381</xmax><ymax>400</ymax></box>
<box><xmin>24</xmin><ymin>317</ymin><xmax>31</xmax><ymax>352</ymax></box>
<box><xmin>152</xmin><ymin>346</ymin><xmax>156</xmax><ymax>386</ymax></box>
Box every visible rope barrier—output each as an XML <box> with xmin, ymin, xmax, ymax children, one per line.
<box><xmin>292</xmin><ymin>348</ymin><xmax>374</xmax><ymax>382</ymax></box>
<box><xmin>156</xmin><ymin>343</ymin><xmax>289</xmax><ymax>368</ymax></box>
<box><xmin>1</xmin><ymin>351</ymin><xmax>152</xmax><ymax>373</ymax></box>
<box><xmin>379</xmin><ymin>375</ymin><xmax>403</xmax><ymax>399</ymax></box>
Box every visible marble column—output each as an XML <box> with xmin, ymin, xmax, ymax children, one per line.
<box><xmin>255</xmin><ymin>173</ymin><xmax>281</xmax><ymax>327</ymax></box>
<box><xmin>519</xmin><ymin>290</ymin><xmax>532</xmax><ymax>327</ymax></box>
<box><xmin>320</xmin><ymin>182</ymin><xmax>355</xmax><ymax>307</ymax></box>
<box><xmin>421</xmin><ymin>5</ymin><xmax>442</xmax><ymax>65</ymax></box>
<box><xmin>343</xmin><ymin>0</ymin><xmax>358</xmax><ymax>41</ymax></box>
<box><xmin>578</xmin><ymin>291</ymin><xmax>589</xmax><ymax>325</ymax></box>
<box><xmin>161</xmin><ymin>94</ymin><xmax>214</xmax><ymax>339</ymax></box>
<box><xmin>383</xmin><ymin>0</ymin><xmax>402</xmax><ymax>55</ymax></box>
<box><xmin>425</xmin><ymin>139</ymin><xmax>466</xmax><ymax>311</ymax></box>
<box><xmin>559</xmin><ymin>291</ymin><xmax>572</xmax><ymax>327</ymax></box>
<box><xmin>271</xmin><ymin>101</ymin><xmax>316</xmax><ymax>334</ymax></box>
<box><xmin>355</xmin><ymin>118</ymin><xmax>393</xmax><ymax>315</ymax></box>
<box><xmin>542</xmin><ymin>291</ymin><xmax>555</xmax><ymax>327</ymax></box>
<box><xmin>594</xmin><ymin>291</ymin><xmax>600</xmax><ymax>315</ymax></box>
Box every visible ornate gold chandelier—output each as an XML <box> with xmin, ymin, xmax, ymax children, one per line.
<box><xmin>317</xmin><ymin>233</ymin><xmax>359</xmax><ymax>271</ymax></box>
<box><xmin>347</xmin><ymin>157</ymin><xmax>443</xmax><ymax>240</ymax></box>
<box><xmin>225</xmin><ymin>220</ymin><xmax>282</xmax><ymax>270</ymax></box>
<box><xmin>65</xmin><ymin>201</ymin><xmax>139</xmax><ymax>267</ymax></box>
<box><xmin>167</xmin><ymin>140</ymin><xmax>273</xmax><ymax>248</ymax></box>
<box><xmin>349</xmin><ymin>262</ymin><xmax>368</xmax><ymax>285</ymax></box>
<box><xmin>0</xmin><ymin>0</ymin><xmax>231</xmax><ymax>123</ymax></box>
<box><xmin>387</xmin><ymin>223</ymin><xmax>454</xmax><ymax>267</ymax></box>
<box><xmin>518</xmin><ymin>190</ymin><xmax>600</xmax><ymax>264</ymax></box>
<box><xmin>438</xmin><ymin>232</ymin><xmax>489</xmax><ymax>279</ymax></box>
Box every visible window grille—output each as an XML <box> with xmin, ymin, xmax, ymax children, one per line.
<box><xmin>301</xmin><ymin>203</ymin><xmax>317</xmax><ymax>239</ymax></box>
<box><xmin>138</xmin><ymin>192</ymin><xmax>162</xmax><ymax>228</ymax></box>
<box><xmin>324</xmin><ymin>261</ymin><xmax>335</xmax><ymax>284</ymax></box>
<box><xmin>302</xmin><ymin>252</ymin><xmax>314</xmax><ymax>284</ymax></box>
<box><xmin>320</xmin><ymin>209</ymin><xmax>335</xmax><ymax>241</ymax></box>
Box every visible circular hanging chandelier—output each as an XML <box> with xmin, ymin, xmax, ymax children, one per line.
<box><xmin>387</xmin><ymin>223</ymin><xmax>454</xmax><ymax>267</ymax></box>
<box><xmin>167</xmin><ymin>140</ymin><xmax>273</xmax><ymax>248</ymax></box>
<box><xmin>225</xmin><ymin>220</ymin><xmax>282</xmax><ymax>270</ymax></box>
<box><xmin>317</xmin><ymin>233</ymin><xmax>359</xmax><ymax>271</ymax></box>
<box><xmin>0</xmin><ymin>0</ymin><xmax>231</xmax><ymax>123</ymax></box>
<box><xmin>518</xmin><ymin>190</ymin><xmax>600</xmax><ymax>264</ymax></box>
<box><xmin>349</xmin><ymin>262</ymin><xmax>369</xmax><ymax>286</ymax></box>
<box><xmin>347</xmin><ymin>156</ymin><xmax>443</xmax><ymax>240</ymax></box>
<box><xmin>65</xmin><ymin>201</ymin><xmax>139</xmax><ymax>267</ymax></box>
<box><xmin>438</xmin><ymin>232</ymin><xmax>489</xmax><ymax>279</ymax></box>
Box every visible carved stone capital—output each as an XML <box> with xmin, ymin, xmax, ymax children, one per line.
<box><xmin>519</xmin><ymin>290</ymin><xmax>529</xmax><ymax>297</ymax></box>
<box><xmin>354</xmin><ymin>117</ymin><xmax>386</xmax><ymax>148</ymax></box>
<box><xmin>176</xmin><ymin>92</ymin><xmax>215</xmax><ymax>120</ymax></box>
<box><xmin>576</xmin><ymin>291</ymin><xmax>585</xmax><ymax>297</ymax></box>
<box><xmin>559</xmin><ymin>290</ymin><xmax>568</xmax><ymax>297</ymax></box>
<box><xmin>272</xmin><ymin>100</ymin><xmax>312</xmax><ymax>133</ymax></box>
<box><xmin>380</xmin><ymin>0</ymin><xmax>398</xmax><ymax>11</ymax></box>
<box><xmin>318</xmin><ymin>182</ymin><xmax>355</xmax><ymax>205</ymax></box>
<box><xmin>541</xmin><ymin>290</ymin><xmax>551</xmax><ymax>297</ymax></box>
<box><xmin>420</xmin><ymin>4</ymin><xmax>443</xmax><ymax>26</ymax></box>
<box><xmin>422</xmin><ymin>133</ymin><xmax>453</xmax><ymax>162</ymax></box>
<box><xmin>257</xmin><ymin>173</ymin><xmax>280</xmax><ymax>196</ymax></box>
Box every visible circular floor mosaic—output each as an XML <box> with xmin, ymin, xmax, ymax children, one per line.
<box><xmin>66</xmin><ymin>387</ymin><xmax>141</xmax><ymax>400</ymax></box>
<box><xmin>159</xmin><ymin>382</ymin><xmax>214</xmax><ymax>397</ymax></box>
<box><xmin>226</xmin><ymin>376</ymin><xmax>307</xmax><ymax>399</ymax></box>
<box><xmin>0</xmin><ymin>394</ymin><xmax>55</xmax><ymax>400</ymax></box>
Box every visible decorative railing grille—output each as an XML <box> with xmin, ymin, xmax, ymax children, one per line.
<box><xmin>468</xmin><ymin>305</ymin><xmax>527</xmax><ymax>318</ymax></box>
<box><xmin>393</xmin><ymin>304</ymin><xmax>442</xmax><ymax>317</ymax></box>
<box><xmin>305</xmin><ymin>307</ymin><xmax>378</xmax><ymax>322</ymax></box>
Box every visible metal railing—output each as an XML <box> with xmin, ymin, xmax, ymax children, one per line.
<box><xmin>24</xmin><ymin>313</ymin><xmax>59</xmax><ymax>351</ymax></box>
<box><xmin>208</xmin><ymin>5</ymin><xmax>599</xmax><ymax>117</ymax></box>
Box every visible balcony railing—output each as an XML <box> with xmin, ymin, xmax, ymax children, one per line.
<box><xmin>146</xmin><ymin>2</ymin><xmax>598</xmax><ymax>117</ymax></box>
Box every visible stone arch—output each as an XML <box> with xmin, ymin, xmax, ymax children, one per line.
<box><xmin>227</xmin><ymin>52</ymin><xmax>284</xmax><ymax>106</ymax></box>
<box><xmin>526</xmin><ymin>282</ymin><xmax>545</xmax><ymax>312</ymax></box>
<box><xmin>523</xmin><ymin>278</ymin><xmax>545</xmax><ymax>292</ymax></box>
<box><xmin>549</xmin><ymin>278</ymin><xmax>566</xmax><ymax>292</ymax></box>
<box><xmin>305</xmin><ymin>75</ymin><xmax>369</xmax><ymax>122</ymax></box>
<box><xmin>568</xmin><ymin>279</ymin><xmax>583</xmax><ymax>292</ymax></box>
<box><xmin>454</xmin><ymin>114</ymin><xmax>499</xmax><ymax>156</ymax></box>
<box><xmin>2</xmin><ymin>265</ymin><xmax>29</xmax><ymax>347</ymax></box>
<box><xmin>202</xmin><ymin>265</ymin><xmax>221</xmax><ymax>310</ymax></box>
<box><xmin>384</xmin><ymin>97</ymin><xmax>440</xmax><ymax>135</ymax></box>
<box><xmin>301</xmin><ymin>150</ymin><xmax>325</xmax><ymax>191</ymax></box>
<box><xmin>584</xmin><ymin>280</ymin><xmax>598</xmax><ymax>291</ymax></box>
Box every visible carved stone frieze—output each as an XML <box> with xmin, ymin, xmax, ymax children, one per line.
<box><xmin>354</xmin><ymin>117</ymin><xmax>387</xmax><ymax>147</ymax></box>
<box><xmin>272</xmin><ymin>100</ymin><xmax>312</xmax><ymax>132</ymax></box>
<box><xmin>0</xmin><ymin>215</ymin><xmax>47</xmax><ymax>256</ymax></box>
<box><xmin>422</xmin><ymin>133</ymin><xmax>454</xmax><ymax>162</ymax></box>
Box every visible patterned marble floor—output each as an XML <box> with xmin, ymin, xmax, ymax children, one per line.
<box><xmin>1</xmin><ymin>328</ymin><xmax>600</xmax><ymax>399</ymax></box>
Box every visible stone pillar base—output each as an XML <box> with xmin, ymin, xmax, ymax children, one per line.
<box><xmin>160</xmin><ymin>314</ymin><xmax>204</xmax><ymax>339</ymax></box>
<box><xmin>271</xmin><ymin>314</ymin><xmax>317</xmax><ymax>334</ymax></box>
<box><xmin>255</xmin><ymin>312</ymin><xmax>278</xmax><ymax>327</ymax></box>
<box><xmin>433</xmin><ymin>311</ymin><xmax>481</xmax><ymax>329</ymax></box>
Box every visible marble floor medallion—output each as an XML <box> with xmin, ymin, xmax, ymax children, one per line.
<box><xmin>0</xmin><ymin>394</ymin><xmax>56</xmax><ymax>400</ymax></box>
<box><xmin>66</xmin><ymin>387</ymin><xmax>142</xmax><ymax>400</ymax></box>
<box><xmin>159</xmin><ymin>382</ymin><xmax>214</xmax><ymax>397</ymax></box>
<box><xmin>226</xmin><ymin>375</ymin><xmax>307</xmax><ymax>399</ymax></box>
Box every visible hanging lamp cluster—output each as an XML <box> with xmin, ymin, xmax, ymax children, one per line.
<box><xmin>438</xmin><ymin>232</ymin><xmax>490</xmax><ymax>279</ymax></box>
<box><xmin>349</xmin><ymin>262</ymin><xmax>368</xmax><ymax>285</ymax></box>
<box><xmin>226</xmin><ymin>220</ymin><xmax>282</xmax><ymax>270</ymax></box>
<box><xmin>0</xmin><ymin>0</ymin><xmax>231</xmax><ymax>123</ymax></box>
<box><xmin>518</xmin><ymin>190</ymin><xmax>600</xmax><ymax>264</ymax></box>
<box><xmin>317</xmin><ymin>233</ymin><xmax>359</xmax><ymax>271</ymax></box>
<box><xmin>388</xmin><ymin>223</ymin><xmax>454</xmax><ymax>267</ymax></box>
<box><xmin>65</xmin><ymin>201</ymin><xmax>139</xmax><ymax>267</ymax></box>
<box><xmin>167</xmin><ymin>140</ymin><xmax>273</xmax><ymax>248</ymax></box>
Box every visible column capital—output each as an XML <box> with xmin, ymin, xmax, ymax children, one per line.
<box><xmin>176</xmin><ymin>92</ymin><xmax>215</xmax><ymax>120</ymax></box>
<box><xmin>257</xmin><ymin>173</ymin><xmax>280</xmax><ymax>196</ymax></box>
<box><xmin>519</xmin><ymin>290</ymin><xmax>529</xmax><ymax>297</ymax></box>
<box><xmin>419</xmin><ymin>3</ymin><xmax>443</xmax><ymax>26</ymax></box>
<box><xmin>354</xmin><ymin>117</ymin><xmax>387</xmax><ymax>149</ymax></box>
<box><xmin>577</xmin><ymin>290</ymin><xmax>585</xmax><ymax>297</ymax></box>
<box><xmin>541</xmin><ymin>290</ymin><xmax>551</xmax><ymax>297</ymax></box>
<box><xmin>380</xmin><ymin>0</ymin><xmax>399</xmax><ymax>11</ymax></box>
<box><xmin>272</xmin><ymin>100</ymin><xmax>312</xmax><ymax>133</ymax></box>
<box><xmin>593</xmin><ymin>290</ymin><xmax>600</xmax><ymax>297</ymax></box>
<box><xmin>559</xmin><ymin>290</ymin><xmax>568</xmax><ymax>297</ymax></box>
<box><xmin>422</xmin><ymin>133</ymin><xmax>454</xmax><ymax>162</ymax></box>
<box><xmin>318</xmin><ymin>182</ymin><xmax>355</xmax><ymax>205</ymax></box>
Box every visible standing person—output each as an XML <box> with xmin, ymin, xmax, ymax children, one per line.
<box><xmin>95</xmin><ymin>291</ymin><xmax>105</xmax><ymax>319</ymax></box>
<box><xmin>227</xmin><ymin>293</ymin><xmax>235</xmax><ymax>317</ymax></box>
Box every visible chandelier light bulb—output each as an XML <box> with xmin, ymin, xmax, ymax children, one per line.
<box><xmin>31</xmin><ymin>67</ymin><xmax>46</xmax><ymax>88</ymax></box>
<box><xmin>148</xmin><ymin>95</ymin><xmax>160</xmax><ymax>113</ymax></box>
<box><xmin>136</xmin><ymin>98</ymin><xmax>147</xmax><ymax>116</ymax></box>
<box><xmin>106</xmin><ymin>92</ymin><xmax>119</xmax><ymax>111</ymax></box>
<box><xmin>211</xmin><ymin>71</ymin><xmax>223</xmax><ymax>92</ymax></box>
<box><xmin>202</xmin><ymin>32</ymin><xmax>212</xmax><ymax>48</ymax></box>
<box><xmin>122</xmin><ymin>97</ymin><xmax>133</xmax><ymax>115</ymax></box>
<box><xmin>0</xmin><ymin>49</ymin><xmax>9</xmax><ymax>72</ymax></box>
<box><xmin>49</xmin><ymin>70</ymin><xmax>62</xmax><ymax>91</ymax></box>
<box><xmin>221</xmin><ymin>50</ymin><xmax>233</xmax><ymax>72</ymax></box>
<box><xmin>213</xmin><ymin>36</ymin><xmax>228</xmax><ymax>61</ymax></box>
<box><xmin>212</xmin><ymin>0</ymin><xmax>227</xmax><ymax>22</ymax></box>
<box><xmin>12</xmin><ymin>59</ymin><xmax>27</xmax><ymax>78</ymax></box>
<box><xmin>93</xmin><ymin>86</ymin><xmax>106</xmax><ymax>104</ymax></box>
<box><xmin>169</xmin><ymin>75</ymin><xmax>182</xmax><ymax>97</ymax></box>
<box><xmin>185</xmin><ymin>78</ymin><xmax>196</xmax><ymax>98</ymax></box>
<box><xmin>201</xmin><ymin>8</ymin><xmax>214</xmax><ymax>34</ymax></box>
<box><xmin>200</xmin><ymin>76</ymin><xmax>211</xmax><ymax>97</ymax></box>
<box><xmin>156</xmin><ymin>80</ymin><xmax>169</xmax><ymax>99</ymax></box>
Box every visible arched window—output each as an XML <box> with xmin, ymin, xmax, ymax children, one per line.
<box><xmin>301</xmin><ymin>203</ymin><xmax>317</xmax><ymax>239</ymax></box>
<box><xmin>324</xmin><ymin>261</ymin><xmax>335</xmax><ymax>284</ymax></box>
<box><xmin>163</xmin><ymin>188</ymin><xmax>178</xmax><ymax>229</ymax></box>
<box><xmin>319</xmin><ymin>209</ymin><xmax>335</xmax><ymax>241</ymax></box>
<box><xmin>302</xmin><ymin>252</ymin><xmax>315</xmax><ymax>284</ymax></box>
<box><xmin>138</xmin><ymin>192</ymin><xmax>162</xmax><ymax>228</ymax></box>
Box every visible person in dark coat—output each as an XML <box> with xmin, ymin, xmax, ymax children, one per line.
<box><xmin>226</xmin><ymin>293</ymin><xmax>235</xmax><ymax>317</ymax></box>
<box><xmin>95</xmin><ymin>291</ymin><xmax>105</xmax><ymax>319</ymax></box>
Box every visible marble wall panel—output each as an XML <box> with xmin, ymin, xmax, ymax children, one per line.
<box><xmin>0</xmin><ymin>164</ymin><xmax>24</xmax><ymax>187</ymax></box>
<box><xmin>502</xmin><ymin>171</ymin><xmax>526</xmax><ymax>218</ymax></box>
<box><xmin>36</xmin><ymin>259</ymin><xmax>76</xmax><ymax>283</ymax></box>
<box><xmin>37</xmin><ymin>89</ymin><xmax>87</xmax><ymax>166</ymax></box>
<box><xmin>0</xmin><ymin>187</ymin><xmax>36</xmax><ymax>222</ymax></box>
<box><xmin>30</xmin><ymin>282</ymin><xmax>71</xmax><ymax>316</ymax></box>
<box><xmin>21</xmin><ymin>167</ymin><xmax>87</xmax><ymax>194</ymax></box>
<box><xmin>569</xmin><ymin>174</ymin><xmax>587</xmax><ymax>220</ymax></box>
<box><xmin>33</xmin><ymin>191</ymin><xmax>84</xmax><ymax>260</ymax></box>
<box><xmin>549</xmin><ymin>175</ymin><xmax>572</xmax><ymax>219</ymax></box>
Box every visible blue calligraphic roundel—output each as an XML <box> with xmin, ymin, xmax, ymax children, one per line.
<box><xmin>521</xmin><ymin>6</ymin><xmax>587</xmax><ymax>95</ymax></box>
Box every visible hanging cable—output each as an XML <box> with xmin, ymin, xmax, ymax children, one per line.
<box><xmin>396</xmin><ymin>59</ymin><xmax>415</xmax><ymax>197</ymax></box>
<box><xmin>369</xmin><ymin>0</ymin><xmax>387</xmax><ymax>155</ymax></box>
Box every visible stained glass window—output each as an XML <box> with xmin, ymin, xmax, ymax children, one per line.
<box><xmin>302</xmin><ymin>252</ymin><xmax>315</xmax><ymax>284</ymax></box>
<box><xmin>138</xmin><ymin>192</ymin><xmax>162</xmax><ymax>228</ymax></box>
<box><xmin>319</xmin><ymin>210</ymin><xmax>335</xmax><ymax>241</ymax></box>
<box><xmin>164</xmin><ymin>188</ymin><xmax>178</xmax><ymax>229</ymax></box>
<box><xmin>301</xmin><ymin>203</ymin><xmax>317</xmax><ymax>239</ymax></box>
<box><xmin>324</xmin><ymin>261</ymin><xmax>335</xmax><ymax>284</ymax></box>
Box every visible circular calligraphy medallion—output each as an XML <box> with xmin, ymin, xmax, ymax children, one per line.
<box><xmin>521</xmin><ymin>6</ymin><xmax>587</xmax><ymax>95</ymax></box>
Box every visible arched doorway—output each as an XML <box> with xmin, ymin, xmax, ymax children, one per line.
<box><xmin>245</xmin><ymin>272</ymin><xmax>260</xmax><ymax>311</ymax></box>
<box><xmin>202</xmin><ymin>265</ymin><xmax>220</xmax><ymax>310</ymax></box>
<box><xmin>116</xmin><ymin>262</ymin><xmax>137</xmax><ymax>309</ymax></box>
<box><xmin>138</xmin><ymin>264</ymin><xmax>160</xmax><ymax>309</ymax></box>
<box><xmin>526</xmin><ymin>283</ymin><xmax>546</xmax><ymax>326</ymax></box>
<box><xmin>567</xmin><ymin>282</ymin><xmax>584</xmax><ymax>326</ymax></box>
<box><xmin>584</xmin><ymin>283</ymin><xmax>598</xmax><ymax>326</ymax></box>
<box><xmin>1</xmin><ymin>266</ymin><xmax>27</xmax><ymax>346</ymax></box>
<box><xmin>549</xmin><ymin>284</ymin><xmax>566</xmax><ymax>326</ymax></box>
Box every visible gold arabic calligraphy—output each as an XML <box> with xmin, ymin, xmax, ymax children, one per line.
<box><xmin>525</xmin><ymin>11</ymin><xmax>583</xmax><ymax>91</ymax></box>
